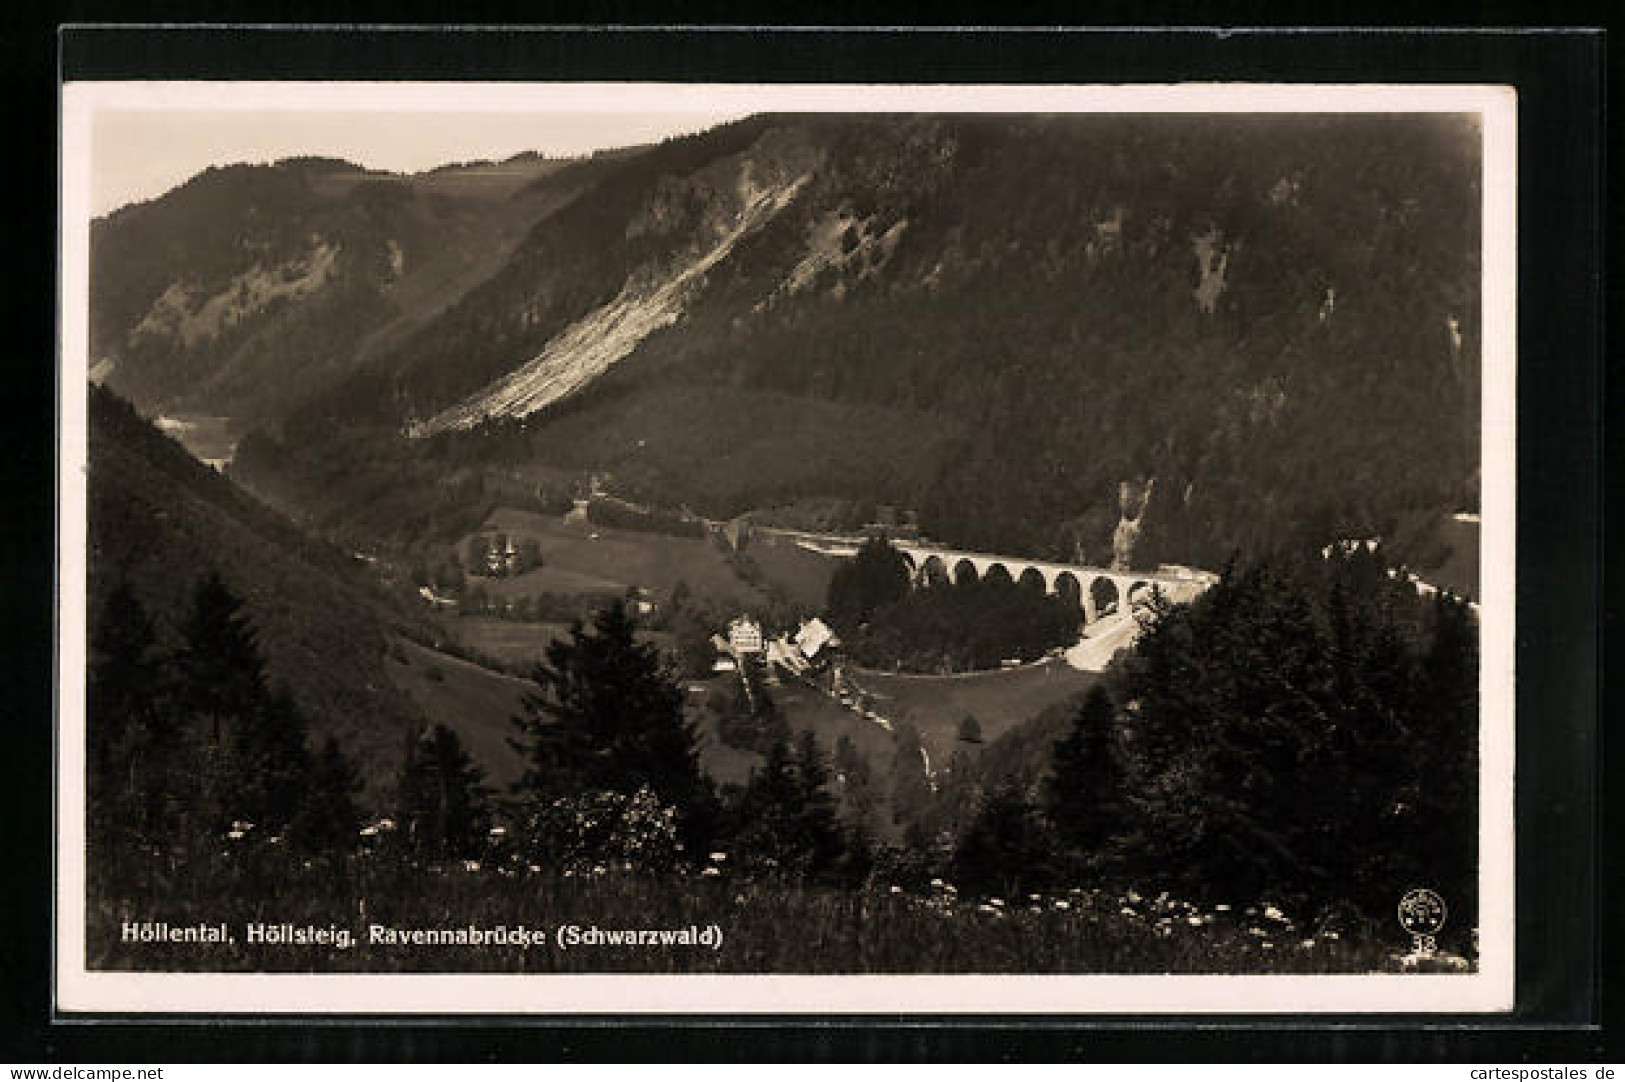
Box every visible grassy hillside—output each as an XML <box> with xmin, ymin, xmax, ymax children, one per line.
<box><xmin>383</xmin><ymin>638</ymin><xmax>534</xmax><ymax>789</ymax></box>
<box><xmin>86</xmin><ymin>383</ymin><xmax>525</xmax><ymax>794</ymax></box>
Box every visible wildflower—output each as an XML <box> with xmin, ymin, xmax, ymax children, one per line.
<box><xmin>930</xmin><ymin>878</ymin><xmax>945</xmax><ymax>889</ymax></box>
<box><xmin>709</xmin><ymin>852</ymin><xmax>728</xmax><ymax>863</ymax></box>
<box><xmin>1054</xmin><ymin>900</ymin><xmax>1071</xmax><ymax>911</ymax></box>
<box><xmin>527</xmin><ymin>864</ymin><xmax>541</xmax><ymax>874</ymax></box>
<box><xmin>1029</xmin><ymin>893</ymin><xmax>1043</xmax><ymax>901</ymax></box>
<box><xmin>1264</xmin><ymin>905</ymin><xmax>1286</xmax><ymax>922</ymax></box>
<box><xmin>1126</xmin><ymin>890</ymin><xmax>1142</xmax><ymax>904</ymax></box>
<box><xmin>1120</xmin><ymin>907</ymin><xmax>1137</xmax><ymax>918</ymax></box>
<box><xmin>1187</xmin><ymin>916</ymin><xmax>1203</xmax><ymax>927</ymax></box>
<box><xmin>463</xmin><ymin>860</ymin><xmax>481</xmax><ymax>872</ymax></box>
<box><xmin>231</xmin><ymin>820</ymin><xmax>254</xmax><ymax>833</ymax></box>
<box><xmin>944</xmin><ymin>884</ymin><xmax>958</xmax><ymax>895</ymax></box>
<box><xmin>1300</xmin><ymin>939</ymin><xmax>1317</xmax><ymax>950</ymax></box>
<box><xmin>488</xmin><ymin>826</ymin><xmax>507</xmax><ymax>837</ymax></box>
<box><xmin>702</xmin><ymin>867</ymin><xmax>721</xmax><ymax>878</ymax></box>
<box><xmin>1214</xmin><ymin>903</ymin><xmax>1231</xmax><ymax>913</ymax></box>
<box><xmin>990</xmin><ymin>897</ymin><xmax>1005</xmax><ymax>908</ymax></box>
<box><xmin>1261</xmin><ymin>941</ymin><xmax>1274</xmax><ymax>950</ymax></box>
<box><xmin>226</xmin><ymin>829</ymin><xmax>245</xmax><ymax>841</ymax></box>
<box><xmin>889</xmin><ymin>885</ymin><xmax>903</xmax><ymax>895</ymax></box>
<box><xmin>359</xmin><ymin>825</ymin><xmax>379</xmax><ymax>838</ymax></box>
<box><xmin>976</xmin><ymin>903</ymin><xmax>1000</xmax><ymax>916</ymax></box>
<box><xmin>1324</xmin><ymin>930</ymin><xmax>1341</xmax><ymax>941</ymax></box>
<box><xmin>376</xmin><ymin>818</ymin><xmax>397</xmax><ymax>833</ymax></box>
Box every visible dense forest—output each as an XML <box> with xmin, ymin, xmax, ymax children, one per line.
<box><xmin>826</xmin><ymin>536</ymin><xmax>1084</xmax><ymax>672</ymax></box>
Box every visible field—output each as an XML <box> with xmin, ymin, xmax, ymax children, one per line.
<box><xmin>449</xmin><ymin>617</ymin><xmax>577</xmax><ymax>668</ymax></box>
<box><xmin>688</xmin><ymin>674</ymin><xmax>896</xmax><ymax>789</ymax></box>
<box><xmin>852</xmin><ymin>660</ymin><xmax>1100</xmax><ymax>764</ymax></box>
<box><xmin>470</xmin><ymin>508</ymin><xmax>770</xmax><ymax>609</ymax></box>
<box><xmin>89</xmin><ymin>857</ymin><xmax>1437</xmax><ymax>975</ymax></box>
<box><xmin>384</xmin><ymin>637</ymin><xmax>535</xmax><ymax>789</ymax></box>
<box><xmin>737</xmin><ymin>532</ymin><xmax>838</xmax><ymax>610</ymax></box>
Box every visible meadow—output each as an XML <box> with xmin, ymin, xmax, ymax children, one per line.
<box><xmin>89</xmin><ymin>854</ymin><xmax>1434</xmax><ymax>975</ymax></box>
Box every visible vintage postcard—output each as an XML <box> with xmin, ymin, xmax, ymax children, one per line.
<box><xmin>56</xmin><ymin>81</ymin><xmax>1515</xmax><ymax>1014</ymax></box>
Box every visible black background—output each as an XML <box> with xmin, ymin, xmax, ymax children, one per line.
<box><xmin>2</xmin><ymin>16</ymin><xmax>1609</xmax><ymax>1063</ymax></box>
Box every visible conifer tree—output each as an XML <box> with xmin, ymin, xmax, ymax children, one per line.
<box><xmin>399</xmin><ymin>724</ymin><xmax>492</xmax><ymax>858</ymax></box>
<box><xmin>826</xmin><ymin>535</ymin><xmax>912</xmax><ymax>631</ymax></box>
<box><xmin>291</xmin><ymin>735</ymin><xmax>363</xmax><ymax>853</ymax></box>
<box><xmin>952</xmin><ymin>781</ymin><xmax>1055</xmax><ymax>899</ymax></box>
<box><xmin>87</xmin><ymin>582</ymin><xmax>170</xmax><ymax>841</ymax></box>
<box><xmin>1044</xmin><ymin>684</ymin><xmax>1120</xmax><ymax>858</ymax></box>
<box><xmin>513</xmin><ymin>600</ymin><xmax>710</xmax><ymax>825</ymax></box>
<box><xmin>227</xmin><ymin>686</ymin><xmax>313</xmax><ymax>834</ymax></box>
<box><xmin>177</xmin><ymin>571</ymin><xmax>266</xmax><ymax>745</ymax></box>
<box><xmin>731</xmin><ymin>728</ymin><xmax>844</xmax><ymax>878</ymax></box>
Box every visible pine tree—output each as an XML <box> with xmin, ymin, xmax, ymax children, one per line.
<box><xmin>791</xmin><ymin>729</ymin><xmax>845</xmax><ymax>873</ymax></box>
<box><xmin>87</xmin><ymin>582</ymin><xmax>170</xmax><ymax>842</ymax></box>
<box><xmin>177</xmin><ymin>571</ymin><xmax>267</xmax><ymax>745</ymax></box>
<box><xmin>227</xmin><ymin>687</ymin><xmax>313</xmax><ymax>835</ymax></box>
<box><xmin>1044</xmin><ymin>684</ymin><xmax>1120</xmax><ymax>858</ymax></box>
<box><xmin>826</xmin><ymin>535</ymin><xmax>912</xmax><ymax>631</ymax></box>
<box><xmin>888</xmin><ymin>722</ymin><xmax>933</xmax><ymax>830</ymax></box>
<box><xmin>731</xmin><ymin>728</ymin><xmax>845</xmax><ymax>879</ymax></box>
<box><xmin>513</xmin><ymin>600</ymin><xmax>709</xmax><ymax>823</ymax></box>
<box><xmin>952</xmin><ymin>781</ymin><xmax>1055</xmax><ymax>899</ymax></box>
<box><xmin>176</xmin><ymin>571</ymin><xmax>276</xmax><ymax>838</ymax></box>
<box><xmin>399</xmin><ymin>724</ymin><xmax>492</xmax><ymax>858</ymax></box>
<box><xmin>291</xmin><ymin>735</ymin><xmax>363</xmax><ymax>853</ymax></box>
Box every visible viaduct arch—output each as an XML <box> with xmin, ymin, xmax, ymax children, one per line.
<box><xmin>888</xmin><ymin>541</ymin><xmax>1214</xmax><ymax>625</ymax></box>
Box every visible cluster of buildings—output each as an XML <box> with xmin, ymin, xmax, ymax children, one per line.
<box><xmin>710</xmin><ymin>615</ymin><xmax>840</xmax><ymax>680</ymax></box>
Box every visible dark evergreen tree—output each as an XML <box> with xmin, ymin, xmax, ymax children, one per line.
<box><xmin>888</xmin><ymin>722</ymin><xmax>933</xmax><ymax>829</ymax></box>
<box><xmin>227</xmin><ymin>686</ymin><xmax>313</xmax><ymax>835</ymax></box>
<box><xmin>290</xmin><ymin>735</ymin><xmax>364</xmax><ymax>853</ymax></box>
<box><xmin>1044</xmin><ymin>684</ymin><xmax>1120</xmax><ymax>859</ymax></box>
<box><xmin>826</xmin><ymin>535</ymin><xmax>912</xmax><ymax>631</ymax></box>
<box><xmin>512</xmin><ymin>600</ymin><xmax>711</xmax><ymax>829</ymax></box>
<box><xmin>87</xmin><ymin>582</ymin><xmax>170</xmax><ymax>841</ymax></box>
<box><xmin>174</xmin><ymin>571</ymin><xmax>281</xmax><ymax>837</ymax></box>
<box><xmin>1113</xmin><ymin>554</ymin><xmax>1478</xmax><ymax>921</ymax></box>
<box><xmin>952</xmin><ymin>782</ymin><xmax>1056</xmax><ymax>899</ymax></box>
<box><xmin>177</xmin><ymin>571</ymin><xmax>267</xmax><ymax>745</ymax></box>
<box><xmin>398</xmin><ymin>724</ymin><xmax>492</xmax><ymax>858</ymax></box>
<box><xmin>730</xmin><ymin>728</ymin><xmax>845</xmax><ymax>879</ymax></box>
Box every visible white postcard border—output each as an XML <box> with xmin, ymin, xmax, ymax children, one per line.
<box><xmin>56</xmin><ymin>80</ymin><xmax>1517</xmax><ymax>1016</ymax></box>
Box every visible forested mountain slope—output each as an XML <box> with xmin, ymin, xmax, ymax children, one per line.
<box><xmin>99</xmin><ymin>114</ymin><xmax>1482</xmax><ymax>573</ymax></box>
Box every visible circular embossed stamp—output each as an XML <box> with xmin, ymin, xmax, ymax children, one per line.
<box><xmin>1397</xmin><ymin>888</ymin><xmax>1448</xmax><ymax>953</ymax></box>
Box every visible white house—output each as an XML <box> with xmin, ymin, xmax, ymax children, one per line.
<box><xmin>728</xmin><ymin>616</ymin><xmax>763</xmax><ymax>655</ymax></box>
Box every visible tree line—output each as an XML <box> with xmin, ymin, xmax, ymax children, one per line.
<box><xmin>90</xmin><ymin>542</ymin><xmax>1477</xmax><ymax>943</ymax></box>
<box><xmin>826</xmin><ymin>536</ymin><xmax>1083</xmax><ymax>672</ymax></box>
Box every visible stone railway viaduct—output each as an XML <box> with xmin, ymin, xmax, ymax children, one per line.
<box><xmin>777</xmin><ymin>530</ymin><xmax>1216</xmax><ymax>626</ymax></box>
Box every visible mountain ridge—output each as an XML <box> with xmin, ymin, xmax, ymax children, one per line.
<box><xmin>94</xmin><ymin>113</ymin><xmax>1482</xmax><ymax>576</ymax></box>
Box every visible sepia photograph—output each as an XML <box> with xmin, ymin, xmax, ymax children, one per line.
<box><xmin>55</xmin><ymin>81</ymin><xmax>1516</xmax><ymax>1015</ymax></box>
